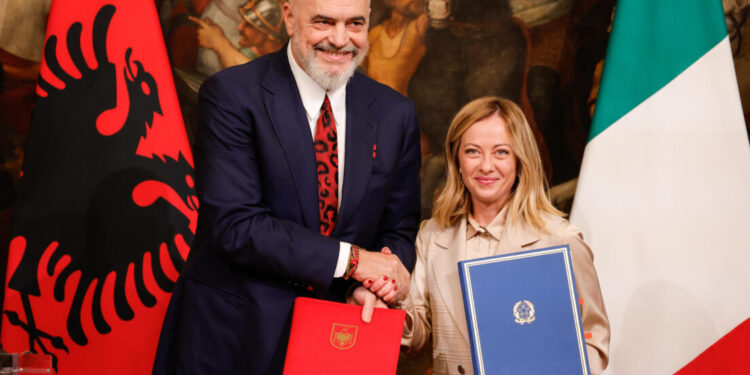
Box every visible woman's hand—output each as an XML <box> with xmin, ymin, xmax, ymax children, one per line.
<box><xmin>353</xmin><ymin>246</ymin><xmax>410</xmax><ymax>303</ymax></box>
<box><xmin>363</xmin><ymin>247</ymin><xmax>408</xmax><ymax>304</ymax></box>
<box><xmin>347</xmin><ymin>286</ymin><xmax>388</xmax><ymax>323</ymax></box>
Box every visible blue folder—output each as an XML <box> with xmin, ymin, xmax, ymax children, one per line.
<box><xmin>458</xmin><ymin>245</ymin><xmax>590</xmax><ymax>375</ymax></box>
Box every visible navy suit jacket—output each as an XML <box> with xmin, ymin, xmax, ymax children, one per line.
<box><xmin>153</xmin><ymin>48</ymin><xmax>421</xmax><ymax>374</ymax></box>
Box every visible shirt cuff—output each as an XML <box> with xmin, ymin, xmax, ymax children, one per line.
<box><xmin>334</xmin><ymin>241</ymin><xmax>351</xmax><ymax>278</ymax></box>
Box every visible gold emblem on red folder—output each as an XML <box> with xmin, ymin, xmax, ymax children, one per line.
<box><xmin>330</xmin><ymin>323</ymin><xmax>358</xmax><ymax>350</ymax></box>
<box><xmin>513</xmin><ymin>300</ymin><xmax>536</xmax><ymax>325</ymax></box>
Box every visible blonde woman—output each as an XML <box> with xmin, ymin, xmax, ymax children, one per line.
<box><xmin>356</xmin><ymin>96</ymin><xmax>610</xmax><ymax>374</ymax></box>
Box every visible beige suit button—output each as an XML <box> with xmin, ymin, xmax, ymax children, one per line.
<box><xmin>458</xmin><ymin>365</ymin><xmax>465</xmax><ymax>374</ymax></box>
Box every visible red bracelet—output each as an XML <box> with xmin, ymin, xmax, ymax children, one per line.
<box><xmin>343</xmin><ymin>245</ymin><xmax>360</xmax><ymax>279</ymax></box>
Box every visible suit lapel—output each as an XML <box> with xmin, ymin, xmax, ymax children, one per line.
<box><xmin>499</xmin><ymin>216</ymin><xmax>541</xmax><ymax>253</ymax></box>
<box><xmin>334</xmin><ymin>74</ymin><xmax>375</xmax><ymax>237</ymax></box>
<box><xmin>262</xmin><ymin>49</ymin><xmax>319</xmax><ymax>229</ymax></box>
<box><xmin>431</xmin><ymin>220</ymin><xmax>471</xmax><ymax>344</ymax></box>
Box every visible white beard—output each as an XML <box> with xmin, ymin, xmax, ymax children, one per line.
<box><xmin>291</xmin><ymin>34</ymin><xmax>368</xmax><ymax>91</ymax></box>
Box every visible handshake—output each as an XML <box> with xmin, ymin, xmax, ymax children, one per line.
<box><xmin>346</xmin><ymin>246</ymin><xmax>410</xmax><ymax>323</ymax></box>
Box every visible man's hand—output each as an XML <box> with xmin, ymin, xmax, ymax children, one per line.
<box><xmin>347</xmin><ymin>286</ymin><xmax>388</xmax><ymax>323</ymax></box>
<box><xmin>353</xmin><ymin>247</ymin><xmax>410</xmax><ymax>303</ymax></box>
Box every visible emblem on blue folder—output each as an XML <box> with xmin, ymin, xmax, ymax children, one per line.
<box><xmin>513</xmin><ymin>300</ymin><xmax>536</xmax><ymax>325</ymax></box>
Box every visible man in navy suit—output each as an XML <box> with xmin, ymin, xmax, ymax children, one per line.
<box><xmin>153</xmin><ymin>0</ymin><xmax>421</xmax><ymax>373</ymax></box>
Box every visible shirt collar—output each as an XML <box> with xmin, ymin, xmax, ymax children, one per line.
<box><xmin>287</xmin><ymin>44</ymin><xmax>347</xmax><ymax>123</ymax></box>
<box><xmin>467</xmin><ymin>205</ymin><xmax>508</xmax><ymax>241</ymax></box>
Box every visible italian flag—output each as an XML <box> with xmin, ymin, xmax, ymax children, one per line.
<box><xmin>570</xmin><ymin>0</ymin><xmax>750</xmax><ymax>373</ymax></box>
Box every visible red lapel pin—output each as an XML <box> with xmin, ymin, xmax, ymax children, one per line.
<box><xmin>372</xmin><ymin>144</ymin><xmax>377</xmax><ymax>158</ymax></box>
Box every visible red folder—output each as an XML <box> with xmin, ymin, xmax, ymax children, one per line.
<box><xmin>282</xmin><ymin>297</ymin><xmax>405</xmax><ymax>375</ymax></box>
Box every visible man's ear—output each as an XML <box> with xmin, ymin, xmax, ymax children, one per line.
<box><xmin>282</xmin><ymin>1</ymin><xmax>295</xmax><ymax>37</ymax></box>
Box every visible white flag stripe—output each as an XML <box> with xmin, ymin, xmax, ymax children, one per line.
<box><xmin>572</xmin><ymin>37</ymin><xmax>750</xmax><ymax>374</ymax></box>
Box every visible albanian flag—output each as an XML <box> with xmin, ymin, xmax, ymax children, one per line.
<box><xmin>1</xmin><ymin>0</ymin><xmax>197</xmax><ymax>373</ymax></box>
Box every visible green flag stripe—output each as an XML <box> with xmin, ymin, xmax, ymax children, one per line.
<box><xmin>589</xmin><ymin>0</ymin><xmax>727</xmax><ymax>141</ymax></box>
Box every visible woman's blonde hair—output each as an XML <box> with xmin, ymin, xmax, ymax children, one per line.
<box><xmin>432</xmin><ymin>96</ymin><xmax>563</xmax><ymax>230</ymax></box>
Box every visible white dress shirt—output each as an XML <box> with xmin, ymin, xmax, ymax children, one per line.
<box><xmin>287</xmin><ymin>44</ymin><xmax>351</xmax><ymax>278</ymax></box>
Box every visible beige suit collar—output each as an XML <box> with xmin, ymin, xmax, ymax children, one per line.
<box><xmin>431</xmin><ymin>211</ymin><xmax>542</xmax><ymax>344</ymax></box>
<box><xmin>500</xmin><ymin>213</ymin><xmax>542</xmax><ymax>250</ymax></box>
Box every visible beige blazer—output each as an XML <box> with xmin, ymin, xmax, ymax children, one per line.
<box><xmin>400</xmin><ymin>213</ymin><xmax>610</xmax><ymax>375</ymax></box>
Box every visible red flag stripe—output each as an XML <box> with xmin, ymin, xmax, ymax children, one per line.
<box><xmin>676</xmin><ymin>318</ymin><xmax>750</xmax><ymax>374</ymax></box>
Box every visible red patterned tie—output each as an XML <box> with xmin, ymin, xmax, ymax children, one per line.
<box><xmin>314</xmin><ymin>95</ymin><xmax>338</xmax><ymax>236</ymax></box>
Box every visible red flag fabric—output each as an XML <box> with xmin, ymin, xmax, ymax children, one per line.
<box><xmin>676</xmin><ymin>318</ymin><xmax>750</xmax><ymax>375</ymax></box>
<box><xmin>0</xmin><ymin>0</ymin><xmax>197</xmax><ymax>373</ymax></box>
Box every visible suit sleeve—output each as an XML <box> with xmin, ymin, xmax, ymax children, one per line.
<box><xmin>400</xmin><ymin>220</ymin><xmax>432</xmax><ymax>354</ymax></box>
<box><xmin>193</xmin><ymin>75</ymin><xmax>340</xmax><ymax>290</ymax></box>
<box><xmin>567</xmin><ymin>230</ymin><xmax>611</xmax><ymax>374</ymax></box>
<box><xmin>373</xmin><ymin>100</ymin><xmax>421</xmax><ymax>271</ymax></box>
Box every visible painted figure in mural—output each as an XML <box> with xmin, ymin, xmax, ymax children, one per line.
<box><xmin>190</xmin><ymin>0</ymin><xmax>246</xmax><ymax>76</ymax></box>
<box><xmin>158</xmin><ymin>0</ymin><xmax>213</xmax><ymax>73</ymax></box>
<box><xmin>510</xmin><ymin>0</ymin><xmax>575</xmax><ymax>128</ymax></box>
<box><xmin>516</xmin><ymin>0</ymin><xmax>616</xmax><ymax>188</ymax></box>
<box><xmin>362</xmin><ymin>0</ymin><xmax>428</xmax><ymax>96</ymax></box>
<box><xmin>513</xmin><ymin>0</ymin><xmax>577</xmax><ymax>178</ymax></box>
<box><xmin>192</xmin><ymin>0</ymin><xmax>285</xmax><ymax>73</ymax></box>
